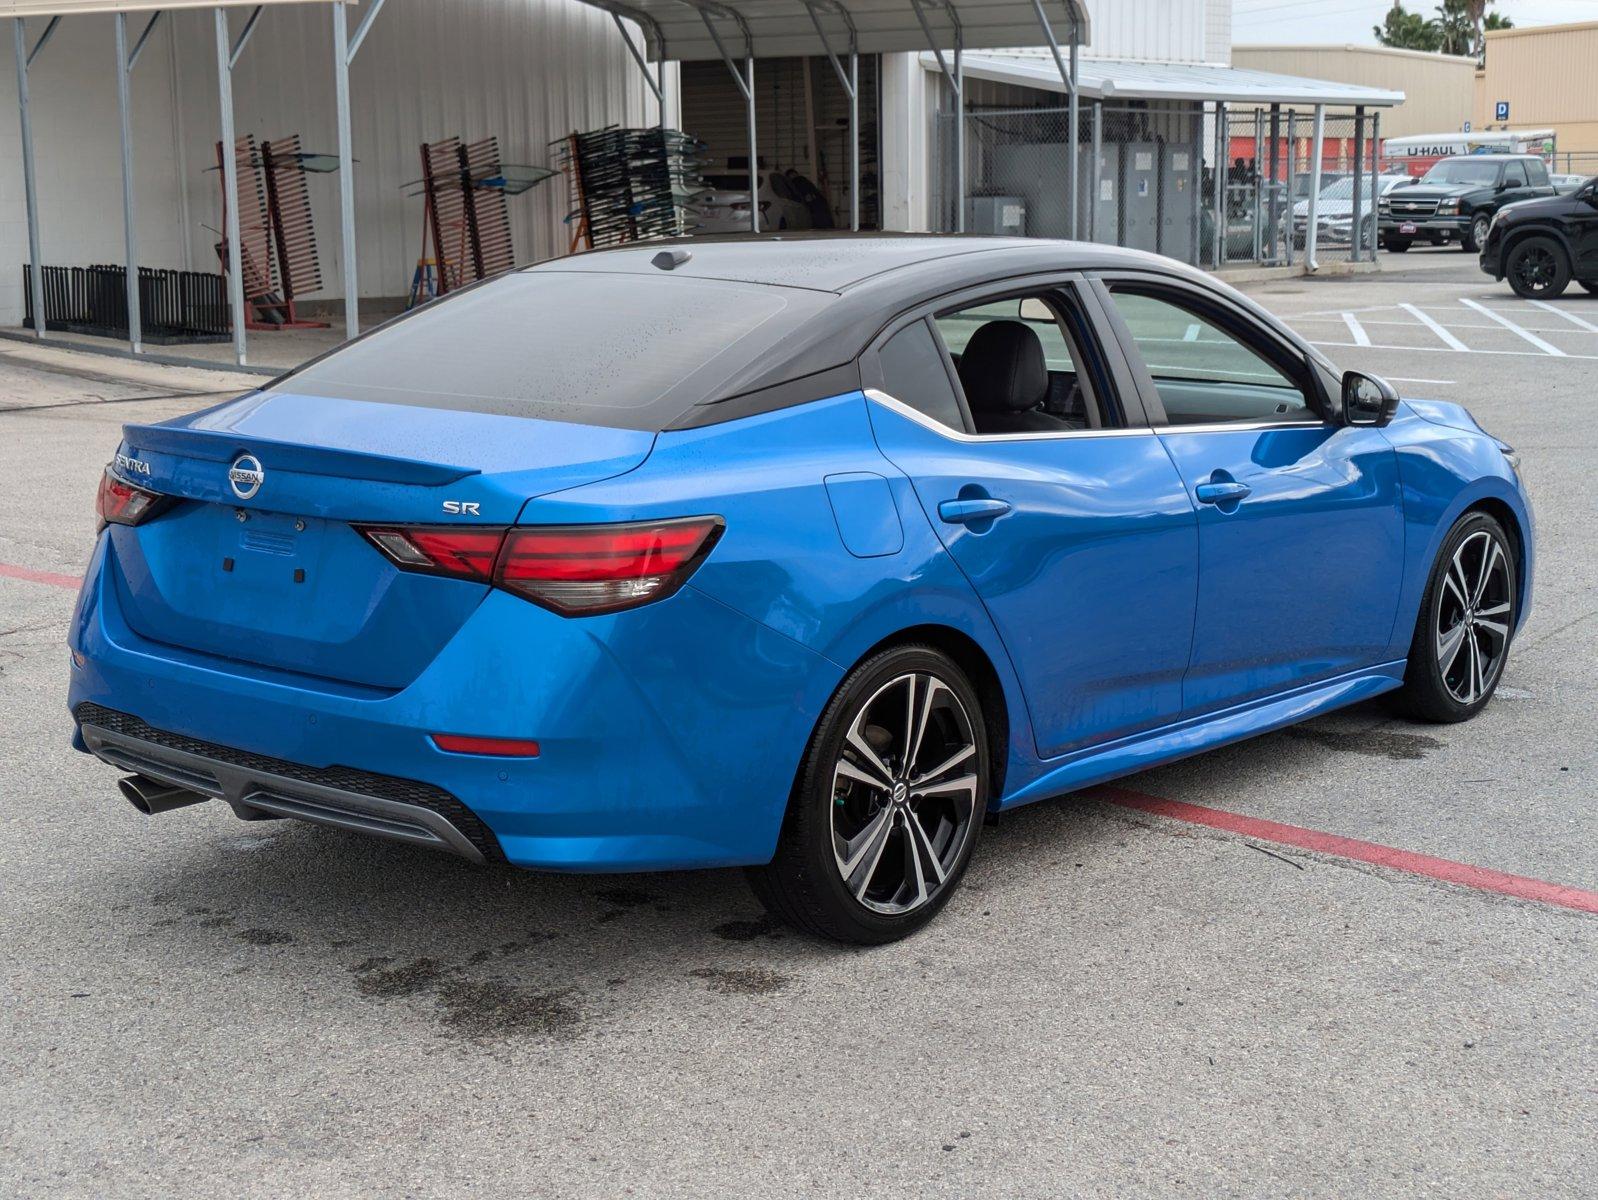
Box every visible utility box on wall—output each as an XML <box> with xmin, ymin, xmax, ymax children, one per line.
<box><xmin>1159</xmin><ymin>143</ymin><xmax>1197</xmax><ymax>263</ymax></box>
<box><xmin>966</xmin><ymin>195</ymin><xmax>1028</xmax><ymax>236</ymax></box>
<box><xmin>1121</xmin><ymin>143</ymin><xmax>1159</xmax><ymax>252</ymax></box>
<box><xmin>1077</xmin><ymin>144</ymin><xmax>1121</xmax><ymax>244</ymax></box>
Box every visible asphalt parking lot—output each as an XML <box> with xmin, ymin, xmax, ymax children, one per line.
<box><xmin>1</xmin><ymin>254</ymin><xmax>1594</xmax><ymax>1198</ymax></box>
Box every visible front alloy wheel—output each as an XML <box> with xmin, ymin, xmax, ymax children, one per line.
<box><xmin>1392</xmin><ymin>513</ymin><xmax>1517</xmax><ymax>722</ymax></box>
<box><xmin>749</xmin><ymin>645</ymin><xmax>988</xmax><ymax>943</ymax></box>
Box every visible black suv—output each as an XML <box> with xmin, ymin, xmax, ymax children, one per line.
<box><xmin>1379</xmin><ymin>154</ymin><xmax>1557</xmax><ymax>253</ymax></box>
<box><xmin>1480</xmin><ymin>176</ymin><xmax>1598</xmax><ymax>298</ymax></box>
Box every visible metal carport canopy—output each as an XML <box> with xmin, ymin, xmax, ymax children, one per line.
<box><xmin>583</xmin><ymin>0</ymin><xmax>1089</xmax><ymax>61</ymax></box>
<box><xmin>944</xmin><ymin>51</ymin><xmax>1404</xmax><ymax>107</ymax></box>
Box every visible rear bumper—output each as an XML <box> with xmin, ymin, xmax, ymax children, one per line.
<box><xmin>68</xmin><ymin>535</ymin><xmax>839</xmax><ymax>872</ymax></box>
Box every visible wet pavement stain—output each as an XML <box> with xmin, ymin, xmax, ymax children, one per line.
<box><xmin>435</xmin><ymin>979</ymin><xmax>582</xmax><ymax>1041</ymax></box>
<box><xmin>353</xmin><ymin>957</ymin><xmax>444</xmax><ymax>997</ymax></box>
<box><xmin>1283</xmin><ymin>726</ymin><xmax>1443</xmax><ymax>761</ymax></box>
<box><xmin>689</xmin><ymin>966</ymin><xmax>790</xmax><ymax>996</ymax></box>
<box><xmin>235</xmin><ymin>928</ymin><xmax>292</xmax><ymax>946</ymax></box>
<box><xmin>711</xmin><ymin>915</ymin><xmax>785</xmax><ymax>942</ymax></box>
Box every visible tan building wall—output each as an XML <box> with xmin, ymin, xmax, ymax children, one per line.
<box><xmin>1476</xmin><ymin>21</ymin><xmax>1598</xmax><ymax>164</ymax></box>
<box><xmin>1233</xmin><ymin>44</ymin><xmax>1475</xmax><ymax>138</ymax></box>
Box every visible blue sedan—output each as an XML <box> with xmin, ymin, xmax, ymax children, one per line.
<box><xmin>69</xmin><ymin>237</ymin><xmax>1533</xmax><ymax>943</ymax></box>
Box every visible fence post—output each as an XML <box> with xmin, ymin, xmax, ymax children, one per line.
<box><xmin>1369</xmin><ymin>110</ymin><xmax>1381</xmax><ymax>261</ymax></box>
<box><xmin>1212</xmin><ymin>101</ymin><xmax>1226</xmax><ymax>267</ymax></box>
<box><xmin>1350</xmin><ymin>106</ymin><xmax>1365</xmax><ymax>264</ymax></box>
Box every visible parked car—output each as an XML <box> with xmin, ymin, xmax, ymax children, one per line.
<box><xmin>70</xmin><ymin>236</ymin><xmax>1533</xmax><ymax>944</ymax></box>
<box><xmin>1379</xmin><ymin>154</ymin><xmax>1557</xmax><ymax>253</ymax></box>
<box><xmin>692</xmin><ymin>164</ymin><xmax>813</xmax><ymax>233</ymax></box>
<box><xmin>1550</xmin><ymin>173</ymin><xmax>1591</xmax><ymax>195</ymax></box>
<box><xmin>1283</xmin><ymin>174</ymin><xmax>1414</xmax><ymax>248</ymax></box>
<box><xmin>1479</xmin><ymin>176</ymin><xmax>1598</xmax><ymax>298</ymax></box>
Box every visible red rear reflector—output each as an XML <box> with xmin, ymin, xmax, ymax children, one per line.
<box><xmin>432</xmin><ymin>733</ymin><xmax>541</xmax><ymax>757</ymax></box>
<box><xmin>358</xmin><ymin>516</ymin><xmax>722</xmax><ymax>616</ymax></box>
<box><xmin>96</xmin><ymin>466</ymin><xmax>171</xmax><ymax>528</ymax></box>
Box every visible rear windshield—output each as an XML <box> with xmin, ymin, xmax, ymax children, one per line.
<box><xmin>269</xmin><ymin>270</ymin><xmax>818</xmax><ymax>429</ymax></box>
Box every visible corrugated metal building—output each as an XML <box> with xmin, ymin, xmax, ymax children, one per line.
<box><xmin>1475</xmin><ymin>20</ymin><xmax>1598</xmax><ymax>166</ymax></box>
<box><xmin>1232</xmin><ymin>44</ymin><xmax>1475</xmax><ymax>138</ymax></box>
<box><xmin>0</xmin><ymin>0</ymin><xmax>673</xmax><ymax>328</ymax></box>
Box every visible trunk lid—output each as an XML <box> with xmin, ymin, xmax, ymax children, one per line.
<box><xmin>109</xmin><ymin>391</ymin><xmax>655</xmax><ymax>689</ymax></box>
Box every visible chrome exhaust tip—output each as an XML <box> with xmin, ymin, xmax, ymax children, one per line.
<box><xmin>118</xmin><ymin>774</ymin><xmax>207</xmax><ymax>816</ymax></box>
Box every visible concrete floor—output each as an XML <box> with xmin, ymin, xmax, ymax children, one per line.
<box><xmin>0</xmin><ymin>253</ymin><xmax>1593</xmax><ymax>1198</ymax></box>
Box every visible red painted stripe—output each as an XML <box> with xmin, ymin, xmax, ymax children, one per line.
<box><xmin>1096</xmin><ymin>786</ymin><xmax>1598</xmax><ymax>915</ymax></box>
<box><xmin>0</xmin><ymin>561</ymin><xmax>82</xmax><ymax>590</ymax></box>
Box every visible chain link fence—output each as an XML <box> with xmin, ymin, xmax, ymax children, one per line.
<box><xmin>934</xmin><ymin>101</ymin><xmax>1388</xmax><ymax>269</ymax></box>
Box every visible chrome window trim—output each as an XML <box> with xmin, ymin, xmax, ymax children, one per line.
<box><xmin>865</xmin><ymin>388</ymin><xmax>1154</xmax><ymax>444</ymax></box>
<box><xmin>1156</xmin><ymin>419</ymin><xmax>1328</xmax><ymax>435</ymax></box>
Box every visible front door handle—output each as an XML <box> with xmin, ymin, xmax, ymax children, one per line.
<box><xmin>938</xmin><ymin>497</ymin><xmax>1013</xmax><ymax>524</ymax></box>
<box><xmin>1195</xmin><ymin>481</ymin><xmax>1252</xmax><ymax>505</ymax></box>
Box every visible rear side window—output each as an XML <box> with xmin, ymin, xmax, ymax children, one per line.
<box><xmin>269</xmin><ymin>271</ymin><xmax>820</xmax><ymax>430</ymax></box>
<box><xmin>876</xmin><ymin>320</ymin><xmax>967</xmax><ymax>432</ymax></box>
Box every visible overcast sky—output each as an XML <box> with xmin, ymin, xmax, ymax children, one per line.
<box><xmin>1232</xmin><ymin>0</ymin><xmax>1598</xmax><ymax>47</ymax></box>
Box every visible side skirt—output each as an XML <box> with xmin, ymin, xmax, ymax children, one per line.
<box><xmin>996</xmin><ymin>662</ymin><xmax>1408</xmax><ymax>811</ymax></box>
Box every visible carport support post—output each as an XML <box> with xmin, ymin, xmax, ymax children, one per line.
<box><xmin>115</xmin><ymin>14</ymin><xmax>142</xmax><ymax>354</ymax></box>
<box><xmin>13</xmin><ymin>19</ymin><xmax>48</xmax><ymax>339</ymax></box>
<box><xmin>333</xmin><ymin>5</ymin><xmax>358</xmax><ymax>338</ymax></box>
<box><xmin>1029</xmin><ymin>0</ymin><xmax>1078</xmax><ymax>237</ymax></box>
<box><xmin>1305</xmin><ymin>104</ymin><xmax>1325</xmax><ymax>273</ymax></box>
<box><xmin>743</xmin><ymin>54</ymin><xmax>758</xmax><ymax>232</ymax></box>
<box><xmin>1090</xmin><ymin>101</ymin><xmax>1102</xmax><ymax>242</ymax></box>
<box><xmin>848</xmin><ymin>44</ymin><xmax>859</xmax><ymax>230</ymax></box>
<box><xmin>1350</xmin><ymin>107</ymin><xmax>1365</xmax><ymax>264</ymax></box>
<box><xmin>214</xmin><ymin>9</ymin><xmax>247</xmax><ymax>366</ymax></box>
<box><xmin>1369</xmin><ymin>111</ymin><xmax>1381</xmax><ymax>260</ymax></box>
<box><xmin>1267</xmin><ymin>104</ymin><xmax>1281</xmax><ymax>264</ymax></box>
<box><xmin>1212</xmin><ymin>101</ymin><xmax>1225</xmax><ymax>266</ymax></box>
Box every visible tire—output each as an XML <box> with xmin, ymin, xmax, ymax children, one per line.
<box><xmin>1464</xmin><ymin>212</ymin><xmax>1491</xmax><ymax>253</ymax></box>
<box><xmin>1390</xmin><ymin>512</ymin><xmax>1517</xmax><ymax>724</ymax></box>
<box><xmin>1384</xmin><ymin>235</ymin><xmax>1411</xmax><ymax>253</ymax></box>
<box><xmin>1505</xmin><ymin>236</ymin><xmax>1571</xmax><ymax>299</ymax></box>
<box><xmin>747</xmin><ymin>644</ymin><xmax>989</xmax><ymax>944</ymax></box>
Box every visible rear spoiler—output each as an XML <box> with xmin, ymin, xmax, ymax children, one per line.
<box><xmin>122</xmin><ymin>421</ymin><xmax>478</xmax><ymax>487</ymax></box>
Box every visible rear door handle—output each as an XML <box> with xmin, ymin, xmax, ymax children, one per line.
<box><xmin>1195</xmin><ymin>481</ymin><xmax>1252</xmax><ymax>505</ymax></box>
<box><xmin>938</xmin><ymin>497</ymin><xmax>1013</xmax><ymax>525</ymax></box>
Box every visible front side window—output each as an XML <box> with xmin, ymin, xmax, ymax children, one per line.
<box><xmin>1107</xmin><ymin>288</ymin><xmax>1314</xmax><ymax>426</ymax></box>
<box><xmin>1503</xmin><ymin>162</ymin><xmax>1529</xmax><ymax>187</ymax></box>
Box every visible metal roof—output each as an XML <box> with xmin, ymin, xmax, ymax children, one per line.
<box><xmin>582</xmin><ymin>0</ymin><xmax>1089</xmax><ymax>63</ymax></box>
<box><xmin>942</xmin><ymin>51</ymin><xmax>1405</xmax><ymax>107</ymax></box>
<box><xmin>3</xmin><ymin>1</ymin><xmax>329</xmax><ymax>14</ymax></box>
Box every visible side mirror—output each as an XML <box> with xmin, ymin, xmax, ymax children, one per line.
<box><xmin>1342</xmin><ymin>370</ymin><xmax>1400</xmax><ymax>428</ymax></box>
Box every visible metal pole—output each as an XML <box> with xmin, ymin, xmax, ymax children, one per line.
<box><xmin>744</xmin><ymin>54</ymin><xmax>758</xmax><ymax>232</ymax></box>
<box><xmin>1278</xmin><ymin>110</ymin><xmax>1291</xmax><ymax>266</ymax></box>
<box><xmin>953</xmin><ymin>28</ymin><xmax>964</xmax><ymax>232</ymax></box>
<box><xmin>215</xmin><ymin>8</ymin><xmax>247</xmax><ymax>365</ymax></box>
<box><xmin>1267</xmin><ymin>103</ymin><xmax>1281</xmax><ymax>264</ymax></box>
<box><xmin>115</xmin><ymin>14</ymin><xmax>142</xmax><ymax>354</ymax></box>
<box><xmin>1212</xmin><ymin>101</ymin><xmax>1225</xmax><ymax>267</ymax></box>
<box><xmin>1068</xmin><ymin>18</ymin><xmax>1079</xmax><ymax>238</ymax></box>
<box><xmin>1369</xmin><ymin>111</ymin><xmax>1381</xmax><ymax>260</ymax></box>
<box><xmin>849</xmin><ymin>41</ymin><xmax>859</xmax><ymax>230</ymax></box>
<box><xmin>1252</xmin><ymin>109</ymin><xmax>1263</xmax><ymax>263</ymax></box>
<box><xmin>13</xmin><ymin>20</ymin><xmax>46</xmax><ymax>339</ymax></box>
<box><xmin>1351</xmin><ymin>106</ymin><xmax>1365</xmax><ymax>264</ymax></box>
<box><xmin>1091</xmin><ymin>100</ymin><xmax>1103</xmax><ymax>243</ymax></box>
<box><xmin>333</xmin><ymin>4</ymin><xmax>358</xmax><ymax>338</ymax></box>
<box><xmin>658</xmin><ymin>59</ymin><xmax>668</xmax><ymax>131</ymax></box>
<box><xmin>1305</xmin><ymin>104</ymin><xmax>1325</xmax><ymax>273</ymax></box>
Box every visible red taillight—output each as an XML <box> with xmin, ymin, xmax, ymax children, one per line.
<box><xmin>96</xmin><ymin>467</ymin><xmax>170</xmax><ymax>528</ymax></box>
<box><xmin>357</xmin><ymin>516</ymin><xmax>722</xmax><ymax>616</ymax></box>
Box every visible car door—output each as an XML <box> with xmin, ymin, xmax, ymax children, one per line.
<box><xmin>1095</xmin><ymin>274</ymin><xmax>1405</xmax><ymax>715</ymax></box>
<box><xmin>863</xmin><ymin>278</ymin><xmax>1199</xmax><ymax>760</ymax></box>
<box><xmin>1499</xmin><ymin>160</ymin><xmax>1533</xmax><ymax>206</ymax></box>
<box><xmin>1567</xmin><ymin>182</ymin><xmax>1598</xmax><ymax>278</ymax></box>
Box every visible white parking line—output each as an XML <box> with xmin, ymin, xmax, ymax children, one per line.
<box><xmin>1399</xmin><ymin>303</ymin><xmax>1471</xmax><ymax>352</ymax></box>
<box><xmin>1307</xmin><ymin>339</ymin><xmax>1598</xmax><ymax>361</ymax></box>
<box><xmin>1459</xmin><ymin>298</ymin><xmax>1567</xmax><ymax>356</ymax></box>
<box><xmin>1529</xmin><ymin>300</ymin><xmax>1598</xmax><ymax>333</ymax></box>
<box><xmin>1342</xmin><ymin>313</ymin><xmax>1371</xmax><ymax>346</ymax></box>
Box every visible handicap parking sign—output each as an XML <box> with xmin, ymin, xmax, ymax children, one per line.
<box><xmin>1495</xmin><ymin>101</ymin><xmax>1510</xmax><ymax>121</ymax></box>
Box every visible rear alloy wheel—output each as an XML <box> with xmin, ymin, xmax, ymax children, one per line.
<box><xmin>748</xmin><ymin>645</ymin><xmax>988</xmax><ymax>943</ymax></box>
<box><xmin>1391</xmin><ymin>513</ymin><xmax>1517</xmax><ymax>723</ymax></box>
<box><xmin>1506</xmin><ymin>236</ymin><xmax>1571</xmax><ymax>299</ymax></box>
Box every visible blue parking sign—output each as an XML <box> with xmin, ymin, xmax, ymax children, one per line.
<box><xmin>1495</xmin><ymin>101</ymin><xmax>1510</xmax><ymax>121</ymax></box>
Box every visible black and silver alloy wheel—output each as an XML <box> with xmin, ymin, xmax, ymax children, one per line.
<box><xmin>749</xmin><ymin>644</ymin><xmax>989</xmax><ymax>943</ymax></box>
<box><xmin>1507</xmin><ymin>236</ymin><xmax>1571</xmax><ymax>299</ymax></box>
<box><xmin>831</xmin><ymin>672</ymin><xmax>979</xmax><ymax>915</ymax></box>
<box><xmin>1393</xmin><ymin>512</ymin><xmax>1518</xmax><ymax>723</ymax></box>
<box><xmin>1434</xmin><ymin>530</ymin><xmax>1513</xmax><ymax>705</ymax></box>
